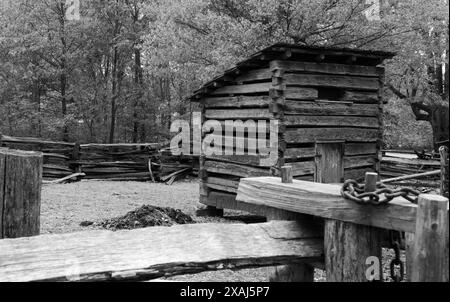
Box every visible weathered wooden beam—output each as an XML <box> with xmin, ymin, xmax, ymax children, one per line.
<box><xmin>285</xmin><ymin>128</ymin><xmax>379</xmax><ymax>143</ymax></box>
<box><xmin>0</xmin><ymin>222</ymin><xmax>323</xmax><ymax>282</ymax></box>
<box><xmin>204</xmin><ymin>108</ymin><xmax>273</xmax><ymax>120</ymax></box>
<box><xmin>270</xmin><ymin>61</ymin><xmax>379</xmax><ymax>77</ymax></box>
<box><xmin>411</xmin><ymin>194</ymin><xmax>449</xmax><ymax>282</ymax></box>
<box><xmin>284</xmin><ymin>101</ymin><xmax>379</xmax><ymax>116</ymax></box>
<box><xmin>236</xmin><ymin>177</ymin><xmax>427</xmax><ymax>233</ymax></box>
<box><xmin>211</xmin><ymin>83</ymin><xmax>271</xmax><ymax>95</ymax></box>
<box><xmin>284</xmin><ymin>74</ymin><xmax>379</xmax><ymax>91</ymax></box>
<box><xmin>0</xmin><ymin>149</ymin><xmax>43</xmax><ymax>239</ymax></box>
<box><xmin>341</xmin><ymin>91</ymin><xmax>379</xmax><ymax>103</ymax></box>
<box><xmin>203</xmin><ymin>96</ymin><xmax>271</xmax><ymax>108</ymax></box>
<box><xmin>282</xmin><ymin>87</ymin><xmax>318</xmax><ymax>100</ymax></box>
<box><xmin>42</xmin><ymin>173</ymin><xmax>86</xmax><ymax>185</ymax></box>
<box><xmin>284</xmin><ymin>116</ymin><xmax>379</xmax><ymax>129</ymax></box>
<box><xmin>204</xmin><ymin>161</ymin><xmax>271</xmax><ymax>178</ymax></box>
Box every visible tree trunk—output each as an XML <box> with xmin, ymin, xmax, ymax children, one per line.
<box><xmin>109</xmin><ymin>47</ymin><xmax>122</xmax><ymax>144</ymax></box>
<box><xmin>430</xmin><ymin>105</ymin><xmax>449</xmax><ymax>147</ymax></box>
<box><xmin>59</xmin><ymin>2</ymin><xmax>69</xmax><ymax>142</ymax></box>
<box><xmin>132</xmin><ymin>48</ymin><xmax>144</xmax><ymax>143</ymax></box>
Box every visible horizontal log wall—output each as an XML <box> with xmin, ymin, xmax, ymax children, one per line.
<box><xmin>273</xmin><ymin>60</ymin><xmax>382</xmax><ymax>183</ymax></box>
<box><xmin>199</xmin><ymin>68</ymin><xmax>276</xmax><ymax>203</ymax></box>
<box><xmin>199</xmin><ymin>60</ymin><xmax>384</xmax><ymax>207</ymax></box>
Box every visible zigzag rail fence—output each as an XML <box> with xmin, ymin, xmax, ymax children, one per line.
<box><xmin>0</xmin><ymin>148</ymin><xmax>448</xmax><ymax>282</ymax></box>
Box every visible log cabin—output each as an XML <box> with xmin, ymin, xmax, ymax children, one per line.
<box><xmin>187</xmin><ymin>43</ymin><xmax>395</xmax><ymax>215</ymax></box>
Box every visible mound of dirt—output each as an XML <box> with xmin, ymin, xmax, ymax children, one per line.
<box><xmin>92</xmin><ymin>205</ymin><xmax>195</xmax><ymax>230</ymax></box>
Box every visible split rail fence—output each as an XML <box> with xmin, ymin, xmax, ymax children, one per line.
<box><xmin>0</xmin><ymin>135</ymin><xmax>197</xmax><ymax>182</ymax></box>
<box><xmin>0</xmin><ymin>149</ymin><xmax>448</xmax><ymax>282</ymax></box>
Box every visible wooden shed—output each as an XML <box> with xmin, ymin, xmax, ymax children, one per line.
<box><xmin>188</xmin><ymin>43</ymin><xmax>395</xmax><ymax>215</ymax></box>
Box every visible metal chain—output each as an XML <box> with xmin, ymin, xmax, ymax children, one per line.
<box><xmin>341</xmin><ymin>179</ymin><xmax>421</xmax><ymax>206</ymax></box>
<box><xmin>341</xmin><ymin>180</ymin><xmax>417</xmax><ymax>282</ymax></box>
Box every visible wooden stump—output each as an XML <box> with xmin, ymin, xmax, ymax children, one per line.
<box><xmin>324</xmin><ymin>220</ymin><xmax>382</xmax><ymax>282</ymax></box>
<box><xmin>0</xmin><ymin>149</ymin><xmax>43</xmax><ymax>239</ymax></box>
<box><xmin>411</xmin><ymin>194</ymin><xmax>449</xmax><ymax>282</ymax></box>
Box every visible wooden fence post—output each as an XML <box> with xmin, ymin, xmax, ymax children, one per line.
<box><xmin>72</xmin><ymin>142</ymin><xmax>81</xmax><ymax>173</ymax></box>
<box><xmin>411</xmin><ymin>194</ymin><xmax>449</xmax><ymax>282</ymax></box>
<box><xmin>0</xmin><ymin>149</ymin><xmax>43</xmax><ymax>239</ymax></box>
<box><xmin>269</xmin><ymin>166</ymin><xmax>316</xmax><ymax>282</ymax></box>
<box><xmin>440</xmin><ymin>146</ymin><xmax>449</xmax><ymax>198</ymax></box>
<box><xmin>321</xmin><ymin>141</ymin><xmax>382</xmax><ymax>282</ymax></box>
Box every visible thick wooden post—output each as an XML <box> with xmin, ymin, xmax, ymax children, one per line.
<box><xmin>405</xmin><ymin>232</ymin><xmax>415</xmax><ymax>281</ymax></box>
<box><xmin>411</xmin><ymin>194</ymin><xmax>449</xmax><ymax>282</ymax></box>
<box><xmin>72</xmin><ymin>142</ymin><xmax>81</xmax><ymax>173</ymax></box>
<box><xmin>440</xmin><ymin>146</ymin><xmax>449</xmax><ymax>198</ymax></box>
<box><xmin>269</xmin><ymin>166</ymin><xmax>316</xmax><ymax>282</ymax></box>
<box><xmin>0</xmin><ymin>149</ymin><xmax>43</xmax><ymax>239</ymax></box>
<box><xmin>321</xmin><ymin>143</ymin><xmax>382</xmax><ymax>282</ymax></box>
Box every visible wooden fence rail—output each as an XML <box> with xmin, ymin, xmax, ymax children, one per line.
<box><xmin>0</xmin><ymin>221</ymin><xmax>323</xmax><ymax>282</ymax></box>
<box><xmin>0</xmin><ymin>134</ymin><xmax>197</xmax><ymax>182</ymax></box>
<box><xmin>0</xmin><ymin>140</ymin><xmax>448</xmax><ymax>282</ymax></box>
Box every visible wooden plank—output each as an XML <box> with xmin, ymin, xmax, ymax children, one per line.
<box><xmin>284</xmin><ymin>147</ymin><xmax>316</xmax><ymax>159</ymax></box>
<box><xmin>341</xmin><ymin>91</ymin><xmax>379</xmax><ymax>103</ymax></box>
<box><xmin>204</xmin><ymin>109</ymin><xmax>273</xmax><ymax>120</ymax></box>
<box><xmin>0</xmin><ymin>221</ymin><xmax>323</xmax><ymax>282</ymax></box>
<box><xmin>211</xmin><ymin>83</ymin><xmax>270</xmax><ymax>95</ymax></box>
<box><xmin>80</xmin><ymin>144</ymin><xmax>160</xmax><ymax>150</ymax></box>
<box><xmin>286</xmin><ymin>161</ymin><xmax>315</xmax><ymax>177</ymax></box>
<box><xmin>284</xmin><ymin>74</ymin><xmax>379</xmax><ymax>91</ymax></box>
<box><xmin>345</xmin><ymin>143</ymin><xmax>378</xmax><ymax>156</ymax></box>
<box><xmin>284</xmin><ymin>101</ymin><xmax>379</xmax><ymax>116</ymax></box>
<box><xmin>206</xmin><ymin>177</ymin><xmax>240</xmax><ymax>194</ymax></box>
<box><xmin>0</xmin><ymin>149</ymin><xmax>43</xmax><ymax>239</ymax></box>
<box><xmin>43</xmin><ymin>173</ymin><xmax>86</xmax><ymax>185</ymax></box>
<box><xmin>235</xmin><ymin>69</ymin><xmax>272</xmax><ymax>83</ymax></box>
<box><xmin>236</xmin><ymin>177</ymin><xmax>423</xmax><ymax>233</ymax></box>
<box><xmin>285</xmin><ymin>128</ymin><xmax>379</xmax><ymax>144</ymax></box>
<box><xmin>204</xmin><ymin>161</ymin><xmax>271</xmax><ymax>178</ymax></box>
<box><xmin>203</xmin><ymin>135</ymin><xmax>274</xmax><ymax>156</ymax></box>
<box><xmin>271</xmin><ymin>61</ymin><xmax>379</xmax><ymax>77</ymax></box>
<box><xmin>381</xmin><ymin>157</ymin><xmax>441</xmax><ymax>167</ymax></box>
<box><xmin>203</xmin><ymin>96</ymin><xmax>271</xmax><ymax>108</ymax></box>
<box><xmin>411</xmin><ymin>194</ymin><xmax>449</xmax><ymax>282</ymax></box>
<box><xmin>284</xmin><ymin>116</ymin><xmax>379</xmax><ymax>128</ymax></box>
<box><xmin>206</xmin><ymin>183</ymin><xmax>237</xmax><ymax>194</ymax></box>
<box><xmin>284</xmin><ymin>88</ymin><xmax>319</xmax><ymax>100</ymax></box>
<box><xmin>207</xmin><ymin>154</ymin><xmax>273</xmax><ymax>167</ymax></box>
<box><xmin>344</xmin><ymin>155</ymin><xmax>377</xmax><ymax>169</ymax></box>
<box><xmin>1</xmin><ymin>135</ymin><xmax>75</xmax><ymax>147</ymax></box>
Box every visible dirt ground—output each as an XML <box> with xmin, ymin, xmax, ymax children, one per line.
<box><xmin>41</xmin><ymin>178</ymin><xmax>327</xmax><ymax>282</ymax></box>
<box><xmin>41</xmin><ymin>178</ymin><xmax>408</xmax><ymax>282</ymax></box>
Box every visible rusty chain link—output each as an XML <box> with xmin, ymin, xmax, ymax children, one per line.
<box><xmin>341</xmin><ymin>179</ymin><xmax>421</xmax><ymax>206</ymax></box>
